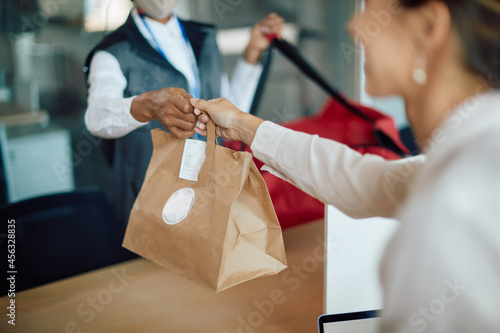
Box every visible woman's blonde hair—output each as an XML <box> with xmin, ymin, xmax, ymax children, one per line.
<box><xmin>400</xmin><ymin>0</ymin><xmax>500</xmax><ymax>85</ymax></box>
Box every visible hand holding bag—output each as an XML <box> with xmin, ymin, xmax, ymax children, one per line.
<box><xmin>123</xmin><ymin>121</ymin><xmax>287</xmax><ymax>292</ymax></box>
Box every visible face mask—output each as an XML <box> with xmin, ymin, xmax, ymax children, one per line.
<box><xmin>135</xmin><ymin>0</ymin><xmax>180</xmax><ymax>19</ymax></box>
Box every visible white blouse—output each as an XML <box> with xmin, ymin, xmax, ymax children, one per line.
<box><xmin>251</xmin><ymin>91</ymin><xmax>500</xmax><ymax>333</ymax></box>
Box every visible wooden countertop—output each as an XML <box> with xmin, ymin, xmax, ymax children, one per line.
<box><xmin>1</xmin><ymin>219</ymin><xmax>325</xmax><ymax>333</ymax></box>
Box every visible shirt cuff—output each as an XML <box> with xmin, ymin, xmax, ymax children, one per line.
<box><xmin>123</xmin><ymin>96</ymin><xmax>150</xmax><ymax>129</ymax></box>
<box><xmin>251</xmin><ymin>121</ymin><xmax>290</xmax><ymax>167</ymax></box>
<box><xmin>261</xmin><ymin>165</ymin><xmax>290</xmax><ymax>182</ymax></box>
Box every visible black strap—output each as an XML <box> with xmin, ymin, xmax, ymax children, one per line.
<box><xmin>250</xmin><ymin>38</ymin><xmax>371</xmax><ymax>122</ymax></box>
<box><xmin>248</xmin><ymin>38</ymin><xmax>408</xmax><ymax>157</ymax></box>
<box><xmin>249</xmin><ymin>49</ymin><xmax>273</xmax><ymax>116</ymax></box>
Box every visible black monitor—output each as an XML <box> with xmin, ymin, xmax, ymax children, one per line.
<box><xmin>318</xmin><ymin>310</ymin><xmax>380</xmax><ymax>333</ymax></box>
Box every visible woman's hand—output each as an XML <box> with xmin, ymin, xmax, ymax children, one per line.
<box><xmin>191</xmin><ymin>98</ymin><xmax>264</xmax><ymax>146</ymax></box>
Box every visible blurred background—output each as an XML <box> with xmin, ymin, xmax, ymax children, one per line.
<box><xmin>0</xmin><ymin>0</ymin><xmax>408</xmax><ymax>205</ymax></box>
<box><xmin>0</xmin><ymin>0</ymin><xmax>414</xmax><ymax>294</ymax></box>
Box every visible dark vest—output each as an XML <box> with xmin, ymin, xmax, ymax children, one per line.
<box><xmin>84</xmin><ymin>14</ymin><xmax>223</xmax><ymax>224</ymax></box>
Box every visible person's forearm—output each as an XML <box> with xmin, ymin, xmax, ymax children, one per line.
<box><xmin>130</xmin><ymin>91</ymin><xmax>155</xmax><ymax>122</ymax></box>
<box><xmin>236</xmin><ymin>113</ymin><xmax>265</xmax><ymax>146</ymax></box>
<box><xmin>243</xmin><ymin>46</ymin><xmax>261</xmax><ymax>65</ymax></box>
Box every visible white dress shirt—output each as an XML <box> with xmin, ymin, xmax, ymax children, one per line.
<box><xmin>251</xmin><ymin>91</ymin><xmax>500</xmax><ymax>333</ymax></box>
<box><xmin>85</xmin><ymin>9</ymin><xmax>263</xmax><ymax>139</ymax></box>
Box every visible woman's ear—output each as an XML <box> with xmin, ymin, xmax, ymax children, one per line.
<box><xmin>411</xmin><ymin>2</ymin><xmax>453</xmax><ymax>57</ymax></box>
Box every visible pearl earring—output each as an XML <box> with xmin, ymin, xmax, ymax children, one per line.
<box><xmin>413</xmin><ymin>68</ymin><xmax>427</xmax><ymax>85</ymax></box>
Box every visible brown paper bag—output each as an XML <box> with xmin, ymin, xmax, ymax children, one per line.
<box><xmin>122</xmin><ymin>121</ymin><xmax>287</xmax><ymax>292</ymax></box>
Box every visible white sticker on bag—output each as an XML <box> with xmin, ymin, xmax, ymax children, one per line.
<box><xmin>162</xmin><ymin>188</ymin><xmax>195</xmax><ymax>225</ymax></box>
<box><xmin>179</xmin><ymin>139</ymin><xmax>207</xmax><ymax>182</ymax></box>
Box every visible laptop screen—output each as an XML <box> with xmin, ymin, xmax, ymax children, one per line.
<box><xmin>319</xmin><ymin>311</ymin><xmax>380</xmax><ymax>333</ymax></box>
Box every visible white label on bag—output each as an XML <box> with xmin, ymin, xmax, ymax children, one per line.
<box><xmin>162</xmin><ymin>188</ymin><xmax>195</xmax><ymax>225</ymax></box>
<box><xmin>179</xmin><ymin>139</ymin><xmax>207</xmax><ymax>182</ymax></box>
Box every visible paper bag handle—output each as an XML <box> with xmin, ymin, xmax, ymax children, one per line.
<box><xmin>198</xmin><ymin>118</ymin><xmax>216</xmax><ymax>187</ymax></box>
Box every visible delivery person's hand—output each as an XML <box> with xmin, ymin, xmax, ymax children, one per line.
<box><xmin>244</xmin><ymin>13</ymin><xmax>285</xmax><ymax>64</ymax></box>
<box><xmin>131</xmin><ymin>87</ymin><xmax>197</xmax><ymax>139</ymax></box>
<box><xmin>191</xmin><ymin>98</ymin><xmax>264</xmax><ymax>146</ymax></box>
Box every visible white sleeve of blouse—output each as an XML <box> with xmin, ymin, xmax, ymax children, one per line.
<box><xmin>250</xmin><ymin>121</ymin><xmax>425</xmax><ymax>219</ymax></box>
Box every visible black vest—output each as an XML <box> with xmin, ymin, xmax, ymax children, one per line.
<box><xmin>84</xmin><ymin>14</ymin><xmax>223</xmax><ymax>224</ymax></box>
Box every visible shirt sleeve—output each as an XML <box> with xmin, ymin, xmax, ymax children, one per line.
<box><xmin>221</xmin><ymin>58</ymin><xmax>263</xmax><ymax>113</ymax></box>
<box><xmin>250</xmin><ymin>121</ymin><xmax>425</xmax><ymax>219</ymax></box>
<box><xmin>84</xmin><ymin>50</ymin><xmax>149</xmax><ymax>139</ymax></box>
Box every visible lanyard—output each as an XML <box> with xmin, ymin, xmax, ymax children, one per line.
<box><xmin>139</xmin><ymin>13</ymin><xmax>201</xmax><ymax>99</ymax></box>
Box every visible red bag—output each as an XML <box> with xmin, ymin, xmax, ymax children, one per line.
<box><xmin>227</xmin><ymin>38</ymin><xmax>410</xmax><ymax>229</ymax></box>
<box><xmin>226</xmin><ymin>97</ymin><xmax>409</xmax><ymax>228</ymax></box>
